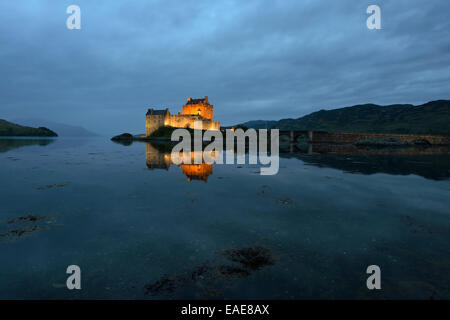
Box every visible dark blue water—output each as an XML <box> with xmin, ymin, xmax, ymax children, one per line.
<box><xmin>0</xmin><ymin>137</ymin><xmax>449</xmax><ymax>299</ymax></box>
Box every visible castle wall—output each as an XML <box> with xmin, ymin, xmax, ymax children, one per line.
<box><xmin>165</xmin><ymin>114</ymin><xmax>220</xmax><ymax>131</ymax></box>
<box><xmin>146</xmin><ymin>113</ymin><xmax>220</xmax><ymax>136</ymax></box>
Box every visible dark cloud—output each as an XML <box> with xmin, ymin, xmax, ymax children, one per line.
<box><xmin>0</xmin><ymin>0</ymin><xmax>449</xmax><ymax>134</ymax></box>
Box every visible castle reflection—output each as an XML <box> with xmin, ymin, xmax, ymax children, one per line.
<box><xmin>145</xmin><ymin>142</ymin><xmax>219</xmax><ymax>182</ymax></box>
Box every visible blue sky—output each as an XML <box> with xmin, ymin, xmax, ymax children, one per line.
<box><xmin>0</xmin><ymin>0</ymin><xmax>449</xmax><ymax>135</ymax></box>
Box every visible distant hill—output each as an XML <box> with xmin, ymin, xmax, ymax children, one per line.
<box><xmin>13</xmin><ymin>118</ymin><xmax>98</xmax><ymax>137</ymax></box>
<box><xmin>241</xmin><ymin>100</ymin><xmax>450</xmax><ymax>135</ymax></box>
<box><xmin>0</xmin><ymin>119</ymin><xmax>58</xmax><ymax>137</ymax></box>
<box><xmin>238</xmin><ymin>120</ymin><xmax>278</xmax><ymax>129</ymax></box>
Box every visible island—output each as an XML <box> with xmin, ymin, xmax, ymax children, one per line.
<box><xmin>0</xmin><ymin>119</ymin><xmax>58</xmax><ymax>137</ymax></box>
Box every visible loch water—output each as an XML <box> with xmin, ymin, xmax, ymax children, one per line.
<box><xmin>0</xmin><ymin>137</ymin><xmax>449</xmax><ymax>299</ymax></box>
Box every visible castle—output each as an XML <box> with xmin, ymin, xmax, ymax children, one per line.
<box><xmin>145</xmin><ymin>96</ymin><xmax>221</xmax><ymax>136</ymax></box>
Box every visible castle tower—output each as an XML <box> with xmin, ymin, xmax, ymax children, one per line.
<box><xmin>182</xmin><ymin>96</ymin><xmax>213</xmax><ymax>120</ymax></box>
<box><xmin>145</xmin><ymin>108</ymin><xmax>169</xmax><ymax>136</ymax></box>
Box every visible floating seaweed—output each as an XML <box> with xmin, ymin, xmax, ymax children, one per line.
<box><xmin>275</xmin><ymin>198</ymin><xmax>293</xmax><ymax>205</ymax></box>
<box><xmin>1</xmin><ymin>214</ymin><xmax>51</xmax><ymax>241</ymax></box>
<box><xmin>144</xmin><ymin>276</ymin><xmax>177</xmax><ymax>295</ymax></box>
<box><xmin>6</xmin><ymin>214</ymin><xmax>43</xmax><ymax>224</ymax></box>
<box><xmin>36</xmin><ymin>183</ymin><xmax>68</xmax><ymax>190</ymax></box>
<box><xmin>0</xmin><ymin>225</ymin><xmax>43</xmax><ymax>239</ymax></box>
<box><xmin>221</xmin><ymin>246</ymin><xmax>275</xmax><ymax>272</ymax></box>
<box><xmin>403</xmin><ymin>215</ymin><xmax>433</xmax><ymax>235</ymax></box>
<box><xmin>144</xmin><ymin>245</ymin><xmax>276</xmax><ymax>297</ymax></box>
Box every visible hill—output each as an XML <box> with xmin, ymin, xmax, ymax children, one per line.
<box><xmin>0</xmin><ymin>119</ymin><xmax>58</xmax><ymax>137</ymax></box>
<box><xmin>241</xmin><ymin>100</ymin><xmax>450</xmax><ymax>135</ymax></box>
<box><xmin>238</xmin><ymin>120</ymin><xmax>278</xmax><ymax>129</ymax></box>
<box><xmin>12</xmin><ymin>118</ymin><xmax>97</xmax><ymax>137</ymax></box>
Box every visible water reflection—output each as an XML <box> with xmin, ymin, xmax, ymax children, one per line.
<box><xmin>308</xmin><ymin>143</ymin><xmax>450</xmax><ymax>155</ymax></box>
<box><xmin>0</xmin><ymin>138</ymin><xmax>55</xmax><ymax>153</ymax></box>
<box><xmin>145</xmin><ymin>142</ymin><xmax>220</xmax><ymax>182</ymax></box>
<box><xmin>140</xmin><ymin>139</ymin><xmax>450</xmax><ymax>181</ymax></box>
<box><xmin>281</xmin><ymin>143</ymin><xmax>450</xmax><ymax>180</ymax></box>
<box><xmin>1</xmin><ymin>137</ymin><xmax>449</xmax><ymax>299</ymax></box>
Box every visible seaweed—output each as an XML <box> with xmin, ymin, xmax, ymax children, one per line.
<box><xmin>144</xmin><ymin>245</ymin><xmax>276</xmax><ymax>297</ymax></box>
<box><xmin>1</xmin><ymin>214</ymin><xmax>50</xmax><ymax>241</ymax></box>
<box><xmin>221</xmin><ymin>246</ymin><xmax>275</xmax><ymax>271</ymax></box>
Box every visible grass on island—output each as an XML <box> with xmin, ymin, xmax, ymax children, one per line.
<box><xmin>149</xmin><ymin>126</ymin><xmax>195</xmax><ymax>138</ymax></box>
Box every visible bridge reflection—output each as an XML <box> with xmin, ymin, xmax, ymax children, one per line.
<box><xmin>281</xmin><ymin>141</ymin><xmax>450</xmax><ymax>155</ymax></box>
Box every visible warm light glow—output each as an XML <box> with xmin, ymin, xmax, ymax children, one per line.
<box><xmin>145</xmin><ymin>145</ymin><xmax>217</xmax><ymax>182</ymax></box>
<box><xmin>146</xmin><ymin>96</ymin><xmax>220</xmax><ymax>136</ymax></box>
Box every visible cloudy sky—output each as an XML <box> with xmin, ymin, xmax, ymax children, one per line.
<box><xmin>0</xmin><ymin>0</ymin><xmax>449</xmax><ymax>135</ymax></box>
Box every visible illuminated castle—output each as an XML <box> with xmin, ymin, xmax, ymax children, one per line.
<box><xmin>145</xmin><ymin>96</ymin><xmax>221</xmax><ymax>136</ymax></box>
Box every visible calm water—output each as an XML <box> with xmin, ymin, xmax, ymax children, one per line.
<box><xmin>0</xmin><ymin>137</ymin><xmax>449</xmax><ymax>299</ymax></box>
